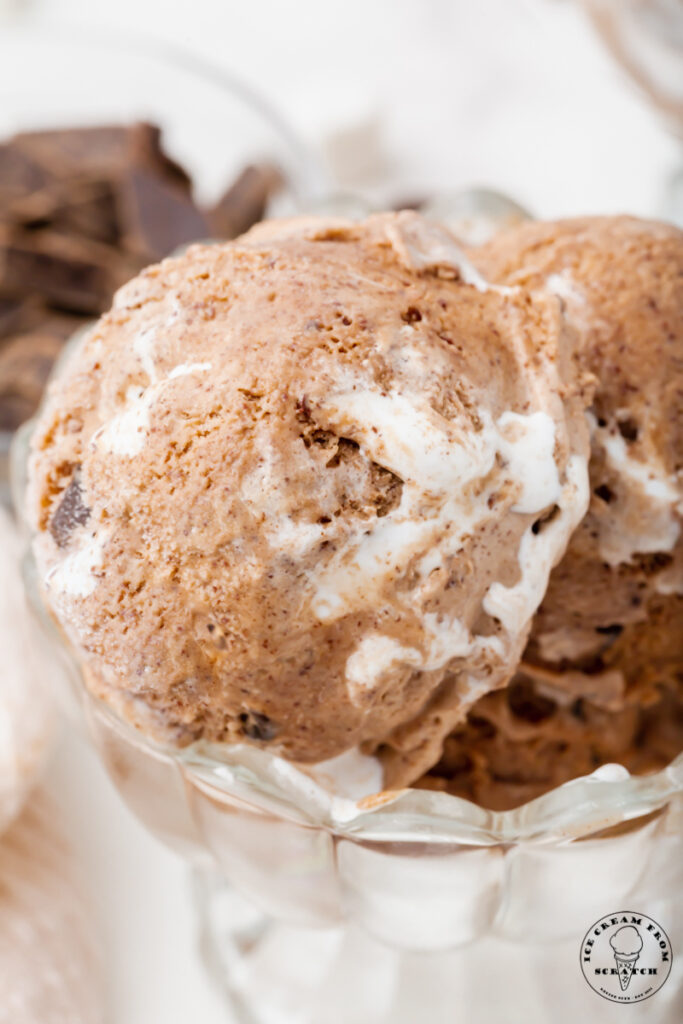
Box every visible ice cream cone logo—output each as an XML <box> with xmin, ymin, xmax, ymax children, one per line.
<box><xmin>610</xmin><ymin>926</ymin><xmax>643</xmax><ymax>991</ymax></box>
<box><xmin>580</xmin><ymin>911</ymin><xmax>673</xmax><ymax>1003</ymax></box>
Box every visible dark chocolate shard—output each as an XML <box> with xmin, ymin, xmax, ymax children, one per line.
<box><xmin>0</xmin><ymin>297</ymin><xmax>38</xmax><ymax>342</ymax></box>
<box><xmin>0</xmin><ymin>314</ymin><xmax>88</xmax><ymax>429</ymax></box>
<box><xmin>8</xmin><ymin>178</ymin><xmax>120</xmax><ymax>246</ymax></box>
<box><xmin>128</xmin><ymin>122</ymin><xmax>193</xmax><ymax>193</ymax></box>
<box><xmin>0</xmin><ymin>228</ymin><xmax>133</xmax><ymax>314</ymax></box>
<box><xmin>206</xmin><ymin>164</ymin><xmax>281</xmax><ymax>239</ymax></box>
<box><xmin>10</xmin><ymin>123</ymin><xmax>193</xmax><ymax>199</ymax></box>
<box><xmin>49</xmin><ymin>470</ymin><xmax>90</xmax><ymax>547</ymax></box>
<box><xmin>238</xmin><ymin>710</ymin><xmax>278</xmax><ymax>742</ymax></box>
<box><xmin>0</xmin><ymin>393</ymin><xmax>34</xmax><ymax>432</ymax></box>
<box><xmin>118</xmin><ymin>167</ymin><xmax>210</xmax><ymax>262</ymax></box>
<box><xmin>0</xmin><ymin>143</ymin><xmax>48</xmax><ymax>203</ymax></box>
<box><xmin>10</xmin><ymin>125</ymin><xmax>135</xmax><ymax>180</ymax></box>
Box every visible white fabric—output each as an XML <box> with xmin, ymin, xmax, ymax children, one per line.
<box><xmin>0</xmin><ymin>792</ymin><xmax>104</xmax><ymax>1024</ymax></box>
<box><xmin>0</xmin><ymin>508</ymin><xmax>53</xmax><ymax>834</ymax></box>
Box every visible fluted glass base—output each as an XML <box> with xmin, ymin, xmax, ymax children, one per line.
<box><xmin>194</xmin><ymin>870</ymin><xmax>682</xmax><ymax>1024</ymax></box>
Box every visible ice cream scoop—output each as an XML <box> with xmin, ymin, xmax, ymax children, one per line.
<box><xmin>471</xmin><ymin>216</ymin><xmax>683</xmax><ymax>699</ymax></box>
<box><xmin>27</xmin><ymin>212</ymin><xmax>592</xmax><ymax>788</ymax></box>
<box><xmin>420</xmin><ymin>215</ymin><xmax>683</xmax><ymax>805</ymax></box>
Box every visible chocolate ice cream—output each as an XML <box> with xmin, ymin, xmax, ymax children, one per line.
<box><xmin>421</xmin><ymin>215</ymin><xmax>683</xmax><ymax>805</ymax></box>
<box><xmin>27</xmin><ymin>212</ymin><xmax>592</xmax><ymax>787</ymax></box>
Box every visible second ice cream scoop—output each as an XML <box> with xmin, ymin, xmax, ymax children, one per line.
<box><xmin>471</xmin><ymin>216</ymin><xmax>683</xmax><ymax>689</ymax></box>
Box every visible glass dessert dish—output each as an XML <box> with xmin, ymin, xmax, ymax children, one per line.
<box><xmin>11</xmin><ymin>403</ymin><xmax>683</xmax><ymax>1021</ymax></box>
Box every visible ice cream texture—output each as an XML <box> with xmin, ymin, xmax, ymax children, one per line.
<box><xmin>28</xmin><ymin>211</ymin><xmax>592</xmax><ymax>787</ymax></box>
<box><xmin>422</xmin><ymin>215</ymin><xmax>683</xmax><ymax>805</ymax></box>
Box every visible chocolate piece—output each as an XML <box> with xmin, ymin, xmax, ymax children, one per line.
<box><xmin>128</xmin><ymin>123</ymin><xmax>192</xmax><ymax>194</ymax></box>
<box><xmin>0</xmin><ymin>122</ymin><xmax>279</xmax><ymax>439</ymax></box>
<box><xmin>0</xmin><ymin>229</ymin><xmax>134</xmax><ymax>314</ymax></box>
<box><xmin>238</xmin><ymin>710</ymin><xmax>278</xmax><ymax>742</ymax></box>
<box><xmin>49</xmin><ymin>471</ymin><xmax>90</xmax><ymax>547</ymax></box>
<box><xmin>10</xmin><ymin>123</ymin><xmax>191</xmax><ymax>190</ymax></box>
<box><xmin>118</xmin><ymin>167</ymin><xmax>210</xmax><ymax>262</ymax></box>
<box><xmin>8</xmin><ymin>178</ymin><xmax>120</xmax><ymax>246</ymax></box>
<box><xmin>0</xmin><ymin>328</ymin><xmax>63</xmax><ymax>429</ymax></box>
<box><xmin>0</xmin><ymin>143</ymin><xmax>48</xmax><ymax>203</ymax></box>
<box><xmin>0</xmin><ymin>297</ymin><xmax>39</xmax><ymax>341</ymax></box>
<box><xmin>10</xmin><ymin>126</ymin><xmax>135</xmax><ymax>184</ymax></box>
<box><xmin>205</xmin><ymin>164</ymin><xmax>281</xmax><ymax>239</ymax></box>
<box><xmin>0</xmin><ymin>313</ymin><xmax>87</xmax><ymax>429</ymax></box>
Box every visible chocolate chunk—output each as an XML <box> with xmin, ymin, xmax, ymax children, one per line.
<box><xmin>10</xmin><ymin>124</ymin><xmax>186</xmax><ymax>185</ymax></box>
<box><xmin>0</xmin><ymin>121</ymin><xmax>277</xmax><ymax>436</ymax></box>
<box><xmin>0</xmin><ymin>143</ymin><xmax>48</xmax><ymax>203</ymax></box>
<box><xmin>118</xmin><ymin>167</ymin><xmax>210</xmax><ymax>262</ymax></box>
<box><xmin>0</xmin><ymin>330</ymin><xmax>63</xmax><ymax>427</ymax></box>
<box><xmin>206</xmin><ymin>164</ymin><xmax>281</xmax><ymax>239</ymax></box>
<box><xmin>238</xmin><ymin>710</ymin><xmax>278</xmax><ymax>741</ymax></box>
<box><xmin>128</xmin><ymin>123</ymin><xmax>192</xmax><ymax>193</ymax></box>
<box><xmin>0</xmin><ymin>229</ymin><xmax>133</xmax><ymax>314</ymax></box>
<box><xmin>0</xmin><ymin>314</ymin><xmax>87</xmax><ymax>429</ymax></box>
<box><xmin>617</xmin><ymin>417</ymin><xmax>639</xmax><ymax>442</ymax></box>
<box><xmin>11</xmin><ymin>125</ymin><xmax>134</xmax><ymax>174</ymax></box>
<box><xmin>8</xmin><ymin>178</ymin><xmax>120</xmax><ymax>246</ymax></box>
<box><xmin>49</xmin><ymin>470</ymin><xmax>90</xmax><ymax>547</ymax></box>
<box><xmin>0</xmin><ymin>297</ymin><xmax>38</xmax><ymax>341</ymax></box>
<box><xmin>0</xmin><ymin>394</ymin><xmax>34</xmax><ymax>433</ymax></box>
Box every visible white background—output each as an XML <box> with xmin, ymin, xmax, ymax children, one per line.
<box><xmin>4</xmin><ymin>1</ymin><xmax>680</xmax><ymax>1022</ymax></box>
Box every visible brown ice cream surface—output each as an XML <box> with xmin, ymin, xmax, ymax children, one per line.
<box><xmin>418</xmin><ymin>683</ymin><xmax>682</xmax><ymax>811</ymax></box>
<box><xmin>28</xmin><ymin>211</ymin><xmax>592</xmax><ymax>788</ymax></box>
<box><xmin>421</xmin><ymin>215</ymin><xmax>682</xmax><ymax>806</ymax></box>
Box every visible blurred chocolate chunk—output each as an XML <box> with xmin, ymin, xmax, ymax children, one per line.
<box><xmin>10</xmin><ymin>123</ymin><xmax>192</xmax><ymax>191</ymax></box>
<box><xmin>119</xmin><ymin>168</ymin><xmax>210</xmax><ymax>262</ymax></box>
<box><xmin>0</xmin><ymin>313</ymin><xmax>84</xmax><ymax>430</ymax></box>
<box><xmin>0</xmin><ymin>121</ymin><xmax>281</xmax><ymax>431</ymax></box>
<box><xmin>0</xmin><ymin>229</ymin><xmax>132</xmax><ymax>315</ymax></box>
<box><xmin>49</xmin><ymin>469</ymin><xmax>90</xmax><ymax>547</ymax></box>
<box><xmin>11</xmin><ymin>125</ymin><xmax>138</xmax><ymax>177</ymax></box>
<box><xmin>0</xmin><ymin>324</ymin><xmax>67</xmax><ymax>430</ymax></box>
<box><xmin>8</xmin><ymin>178</ymin><xmax>121</xmax><ymax>245</ymax></box>
<box><xmin>0</xmin><ymin>143</ymin><xmax>48</xmax><ymax>204</ymax></box>
<box><xmin>206</xmin><ymin>164</ymin><xmax>281</xmax><ymax>239</ymax></box>
<box><xmin>0</xmin><ymin>297</ymin><xmax>38</xmax><ymax>341</ymax></box>
<box><xmin>128</xmin><ymin>123</ymin><xmax>193</xmax><ymax>193</ymax></box>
